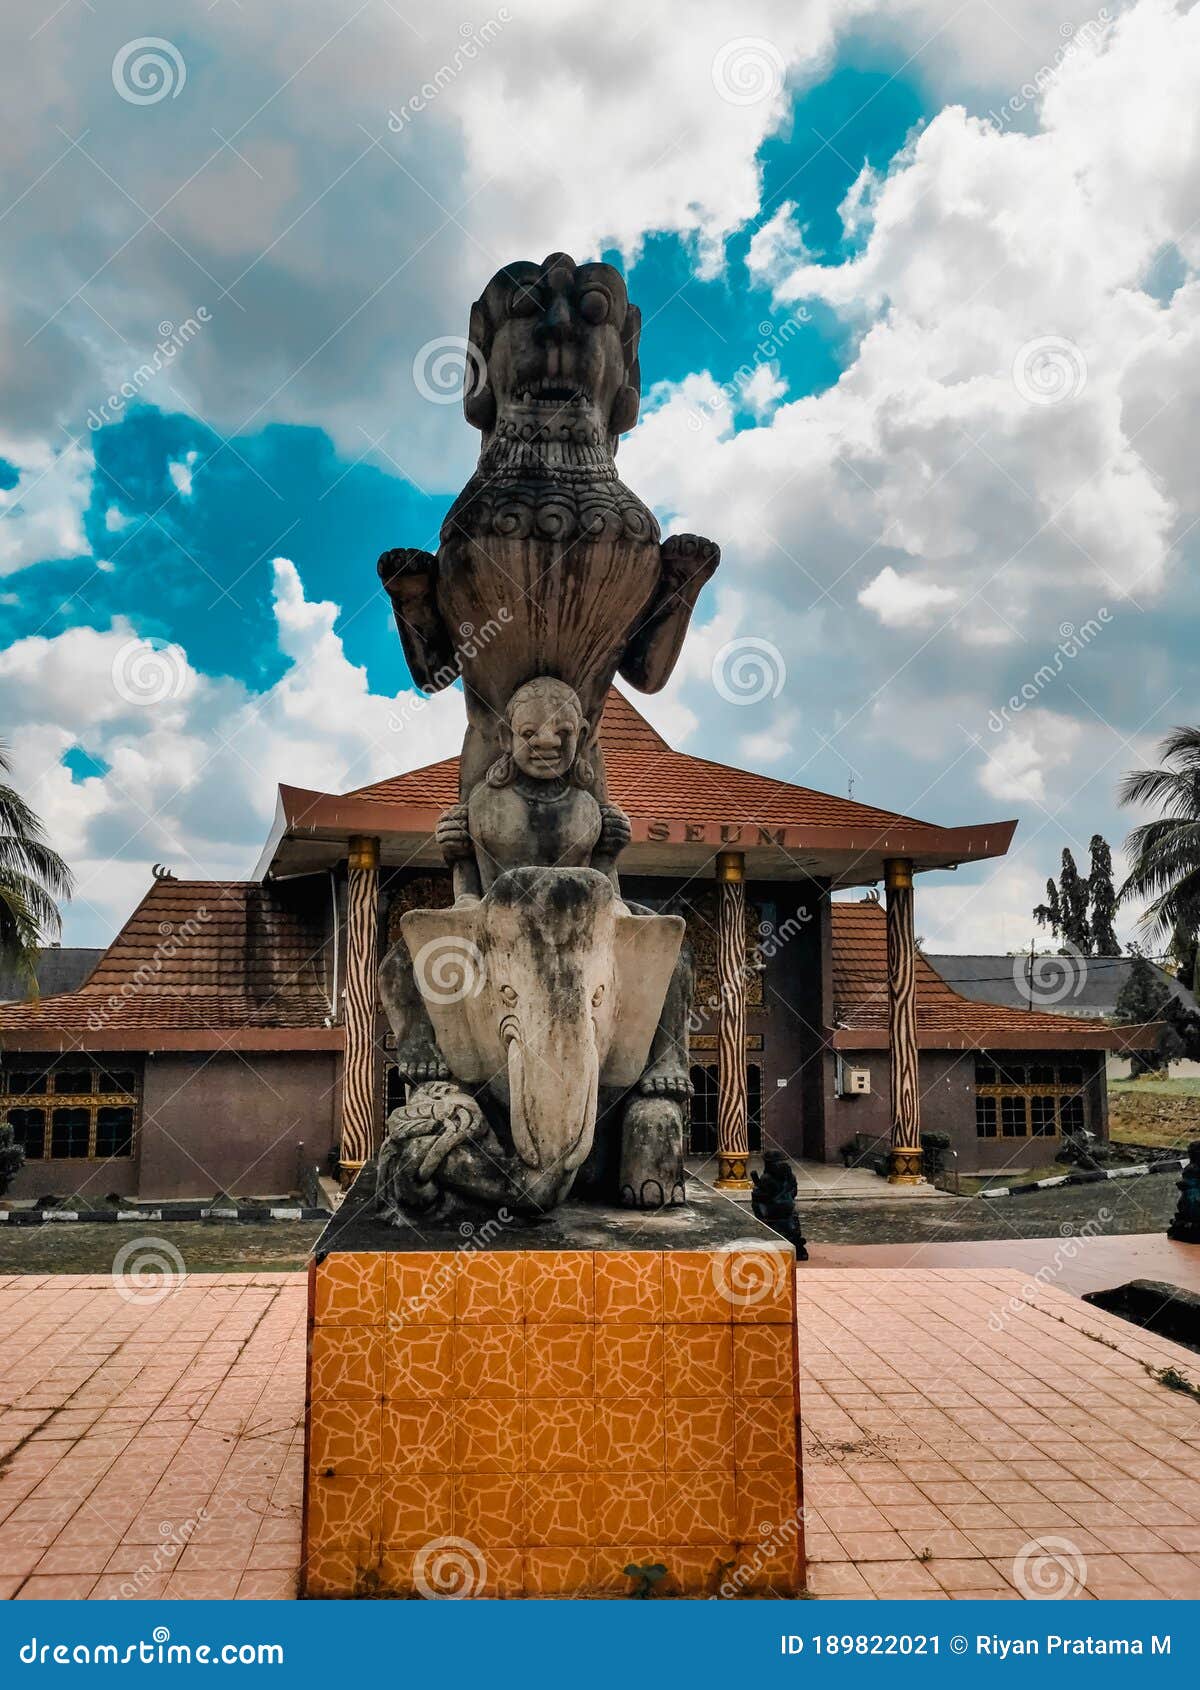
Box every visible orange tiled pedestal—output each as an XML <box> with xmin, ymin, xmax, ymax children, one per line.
<box><xmin>301</xmin><ymin>1185</ymin><xmax>804</xmax><ymax>1598</ymax></box>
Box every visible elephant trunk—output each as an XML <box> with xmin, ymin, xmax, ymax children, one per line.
<box><xmin>504</xmin><ymin>1011</ymin><xmax>600</xmax><ymax>1175</ymax></box>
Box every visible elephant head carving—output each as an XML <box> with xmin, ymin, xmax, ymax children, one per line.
<box><xmin>401</xmin><ymin>867</ymin><xmax>683</xmax><ymax>1191</ymax></box>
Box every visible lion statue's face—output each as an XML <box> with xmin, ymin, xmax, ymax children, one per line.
<box><xmin>465</xmin><ymin>252</ymin><xmax>641</xmax><ymax>452</ymax></box>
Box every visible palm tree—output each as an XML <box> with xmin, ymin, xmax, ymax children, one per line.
<box><xmin>0</xmin><ymin>743</ymin><xmax>74</xmax><ymax>991</ymax></box>
<box><xmin>1118</xmin><ymin>727</ymin><xmax>1200</xmax><ymax>984</ymax></box>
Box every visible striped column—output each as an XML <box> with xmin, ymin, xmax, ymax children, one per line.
<box><xmin>885</xmin><ymin>856</ymin><xmax>923</xmax><ymax>1185</ymax></box>
<box><xmin>715</xmin><ymin>850</ymin><xmax>751</xmax><ymax>1191</ymax></box>
<box><xmin>340</xmin><ymin>834</ymin><xmax>381</xmax><ymax>1184</ymax></box>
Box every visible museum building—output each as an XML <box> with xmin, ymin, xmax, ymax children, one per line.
<box><xmin>0</xmin><ymin>691</ymin><xmax>1143</xmax><ymax>1201</ymax></box>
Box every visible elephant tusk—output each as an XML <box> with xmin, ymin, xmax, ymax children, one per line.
<box><xmin>562</xmin><ymin>1044</ymin><xmax>600</xmax><ymax>1172</ymax></box>
<box><xmin>505</xmin><ymin>1033</ymin><xmax>542</xmax><ymax>1169</ymax></box>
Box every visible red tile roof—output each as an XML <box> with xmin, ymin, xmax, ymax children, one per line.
<box><xmin>349</xmin><ymin>688</ymin><xmax>947</xmax><ymax>833</ymax></box>
<box><xmin>0</xmin><ymin>879</ymin><xmax>331</xmax><ymax>1042</ymax></box>
<box><xmin>830</xmin><ymin>899</ymin><xmax>1152</xmax><ymax>1052</ymax></box>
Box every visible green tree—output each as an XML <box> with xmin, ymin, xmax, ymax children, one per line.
<box><xmin>1114</xmin><ymin>956</ymin><xmax>1171</xmax><ymax>1076</ymax></box>
<box><xmin>1119</xmin><ymin>728</ymin><xmax>1200</xmax><ymax>989</ymax></box>
<box><xmin>1035</xmin><ymin>848</ymin><xmax>1091</xmax><ymax>951</ymax></box>
<box><xmin>1114</xmin><ymin>954</ymin><xmax>1200</xmax><ymax>1075</ymax></box>
<box><xmin>1058</xmin><ymin>848</ymin><xmax>1090</xmax><ymax>952</ymax></box>
<box><xmin>0</xmin><ymin>1123</ymin><xmax>23</xmax><ymax>1196</ymax></box>
<box><xmin>1171</xmin><ymin>927</ymin><xmax>1198</xmax><ymax>996</ymax></box>
<box><xmin>1088</xmin><ymin>834</ymin><xmax>1120</xmax><ymax>954</ymax></box>
<box><xmin>1033</xmin><ymin>877</ymin><xmax>1061</xmax><ymax>938</ymax></box>
<box><xmin>0</xmin><ymin>743</ymin><xmax>75</xmax><ymax>989</ymax></box>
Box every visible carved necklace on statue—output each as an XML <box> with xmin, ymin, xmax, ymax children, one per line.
<box><xmin>514</xmin><ymin>774</ymin><xmax>571</xmax><ymax>802</ymax></box>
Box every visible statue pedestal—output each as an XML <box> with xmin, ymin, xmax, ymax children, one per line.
<box><xmin>301</xmin><ymin>1182</ymin><xmax>805</xmax><ymax>1599</ymax></box>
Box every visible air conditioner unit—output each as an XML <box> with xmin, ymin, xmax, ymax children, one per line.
<box><xmin>844</xmin><ymin>1066</ymin><xmax>871</xmax><ymax>1096</ymax></box>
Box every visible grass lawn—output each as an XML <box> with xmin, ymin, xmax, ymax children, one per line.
<box><xmin>0</xmin><ymin>1220</ymin><xmax>326</xmax><ymax>1276</ymax></box>
<box><xmin>1107</xmin><ymin>1074</ymin><xmax>1200</xmax><ymax>1150</ymax></box>
<box><xmin>1109</xmin><ymin>1076</ymin><xmax>1200</xmax><ymax>1097</ymax></box>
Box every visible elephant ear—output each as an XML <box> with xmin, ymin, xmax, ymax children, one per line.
<box><xmin>463</xmin><ymin>300</ymin><xmax>496</xmax><ymax>432</ymax></box>
<box><xmin>400</xmin><ymin>907</ymin><xmax>495</xmax><ymax>1082</ymax></box>
<box><xmin>602</xmin><ymin>912</ymin><xmax>685</xmax><ymax>1085</ymax></box>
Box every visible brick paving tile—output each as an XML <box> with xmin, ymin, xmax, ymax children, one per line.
<box><xmin>796</xmin><ymin>1267</ymin><xmax>1200</xmax><ymax>1602</ymax></box>
<box><xmin>0</xmin><ymin>1265</ymin><xmax>1197</xmax><ymax>1600</ymax></box>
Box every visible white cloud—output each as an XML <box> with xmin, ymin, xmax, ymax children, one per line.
<box><xmin>167</xmin><ymin>451</ymin><xmax>199</xmax><ymax>498</ymax></box>
<box><xmin>0</xmin><ymin>559</ymin><xmax>465</xmax><ymax>945</ymax></box>
<box><xmin>625</xmin><ymin>0</ymin><xmax>1198</xmax><ymax>846</ymax></box>
<box><xmin>858</xmin><ymin>565</ymin><xmax>957</xmax><ymax>626</ymax></box>
<box><xmin>0</xmin><ymin>436</ymin><xmax>92</xmax><ymax>576</ymax></box>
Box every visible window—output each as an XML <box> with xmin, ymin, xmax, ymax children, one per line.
<box><xmin>1061</xmin><ymin>1093</ymin><xmax>1085</xmax><ymax>1134</ymax></box>
<box><xmin>384</xmin><ymin>1065</ymin><xmax>406</xmax><ymax>1116</ymax></box>
<box><xmin>686</xmin><ymin>1063</ymin><xmax>763</xmax><ymax>1155</ymax></box>
<box><xmin>8</xmin><ymin>1108</ymin><xmax>45</xmax><ymax>1159</ymax></box>
<box><xmin>1030</xmin><ymin>1096</ymin><xmax>1058</xmax><ymax>1137</ymax></box>
<box><xmin>51</xmin><ymin>1108</ymin><xmax>90</xmax><ymax>1158</ymax></box>
<box><xmin>1001</xmin><ymin>1096</ymin><xmax>1027</xmax><ymax>1138</ymax></box>
<box><xmin>1</xmin><ymin>1059</ymin><xmax>140</xmax><ymax>1160</ymax></box>
<box><xmin>973</xmin><ymin>1059</ymin><xmax>1089</xmax><ymax>1141</ymax></box>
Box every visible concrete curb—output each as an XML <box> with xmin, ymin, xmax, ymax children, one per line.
<box><xmin>979</xmin><ymin>1156</ymin><xmax>1186</xmax><ymax>1200</ymax></box>
<box><xmin>0</xmin><ymin>1204</ymin><xmax>330</xmax><ymax>1226</ymax></box>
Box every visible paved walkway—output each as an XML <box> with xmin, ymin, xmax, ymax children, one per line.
<box><xmin>806</xmin><ymin>1231</ymin><xmax>1200</xmax><ymax>1297</ymax></box>
<box><xmin>0</xmin><ymin>1275</ymin><xmax>303</xmax><ymax>1599</ymax></box>
<box><xmin>800</xmin><ymin>1268</ymin><xmax>1200</xmax><ymax>1599</ymax></box>
<box><xmin>686</xmin><ymin>1159</ymin><xmax>950</xmax><ymax>1203</ymax></box>
<box><xmin>0</xmin><ymin>1259</ymin><xmax>1196</xmax><ymax>1600</ymax></box>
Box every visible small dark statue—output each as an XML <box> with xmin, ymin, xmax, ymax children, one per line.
<box><xmin>751</xmin><ymin>1149</ymin><xmax>808</xmax><ymax>1261</ymax></box>
<box><xmin>1056</xmin><ymin>1124</ymin><xmax>1107</xmax><ymax>1170</ymax></box>
<box><xmin>1167</xmin><ymin>1141</ymin><xmax>1200</xmax><ymax>1244</ymax></box>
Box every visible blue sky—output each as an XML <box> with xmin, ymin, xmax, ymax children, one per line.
<box><xmin>2</xmin><ymin>0</ymin><xmax>1196</xmax><ymax>951</ymax></box>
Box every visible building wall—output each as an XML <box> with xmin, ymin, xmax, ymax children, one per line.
<box><xmin>616</xmin><ymin>873</ymin><xmax>827</xmax><ymax>1164</ymax></box>
<box><xmin>137</xmin><ymin>1051</ymin><xmax>339</xmax><ymax>1200</ymax></box>
<box><xmin>822</xmin><ymin>1048</ymin><xmax>1109</xmax><ymax>1175</ymax></box>
<box><xmin>6</xmin><ymin>1153</ymin><xmax>139</xmax><ymax>1203</ymax></box>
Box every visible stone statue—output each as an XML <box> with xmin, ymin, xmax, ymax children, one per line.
<box><xmin>1167</xmin><ymin>1141</ymin><xmax>1200</xmax><ymax>1244</ymax></box>
<box><xmin>375</xmin><ymin>254</ymin><xmax>720</xmax><ymax>1221</ymax></box>
<box><xmin>437</xmin><ymin>676</ymin><xmax>630</xmax><ymax>901</ymax></box>
<box><xmin>751</xmin><ymin>1149</ymin><xmax>809</xmax><ymax>1261</ymax></box>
